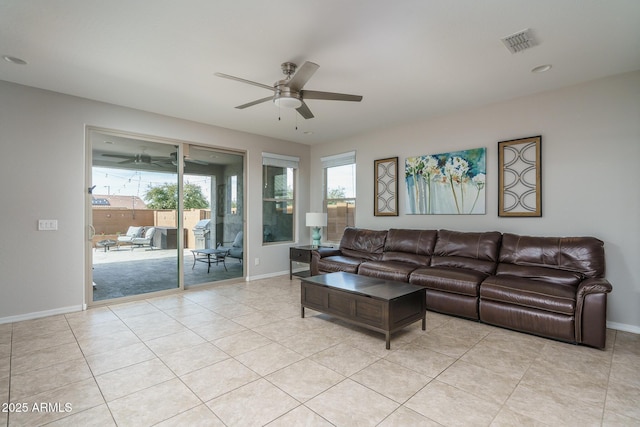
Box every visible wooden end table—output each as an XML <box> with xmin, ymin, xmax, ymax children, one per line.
<box><xmin>289</xmin><ymin>245</ymin><xmax>331</xmax><ymax>279</ymax></box>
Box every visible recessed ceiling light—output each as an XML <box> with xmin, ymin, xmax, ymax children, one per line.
<box><xmin>3</xmin><ymin>55</ymin><xmax>27</xmax><ymax>65</ymax></box>
<box><xmin>531</xmin><ymin>64</ymin><xmax>552</xmax><ymax>73</ymax></box>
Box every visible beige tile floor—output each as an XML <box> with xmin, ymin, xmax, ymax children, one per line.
<box><xmin>1</xmin><ymin>276</ymin><xmax>639</xmax><ymax>426</ymax></box>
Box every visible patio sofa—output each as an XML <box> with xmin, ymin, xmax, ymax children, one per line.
<box><xmin>217</xmin><ymin>231</ymin><xmax>243</xmax><ymax>263</ymax></box>
<box><xmin>116</xmin><ymin>226</ymin><xmax>144</xmax><ymax>249</ymax></box>
<box><xmin>310</xmin><ymin>227</ymin><xmax>612</xmax><ymax>349</ymax></box>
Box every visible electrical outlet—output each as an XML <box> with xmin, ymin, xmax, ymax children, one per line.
<box><xmin>254</xmin><ymin>258</ymin><xmax>260</xmax><ymax>266</ymax></box>
<box><xmin>38</xmin><ymin>219</ymin><xmax>58</xmax><ymax>231</ymax></box>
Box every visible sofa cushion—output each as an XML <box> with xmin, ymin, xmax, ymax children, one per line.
<box><xmin>358</xmin><ymin>260</ymin><xmax>420</xmax><ymax>282</ymax></box>
<box><xmin>409</xmin><ymin>266</ymin><xmax>488</xmax><ymax>297</ymax></box>
<box><xmin>118</xmin><ymin>226</ymin><xmax>144</xmax><ymax>242</ymax></box>
<box><xmin>381</xmin><ymin>228</ymin><xmax>437</xmax><ymax>265</ymax></box>
<box><xmin>339</xmin><ymin>227</ymin><xmax>388</xmax><ymax>261</ymax></box>
<box><xmin>481</xmin><ymin>275</ymin><xmax>576</xmax><ymax>315</ymax></box>
<box><xmin>495</xmin><ymin>264</ymin><xmax>583</xmax><ymax>286</ymax></box>
<box><xmin>431</xmin><ymin>230</ymin><xmax>502</xmax><ymax>275</ymax></box>
<box><xmin>498</xmin><ymin>233</ymin><xmax>605</xmax><ymax>278</ymax></box>
<box><xmin>316</xmin><ymin>255</ymin><xmax>363</xmax><ymax>274</ymax></box>
<box><xmin>232</xmin><ymin>231</ymin><xmax>243</xmax><ymax>248</ymax></box>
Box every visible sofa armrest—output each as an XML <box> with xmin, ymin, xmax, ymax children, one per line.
<box><xmin>310</xmin><ymin>248</ymin><xmax>341</xmax><ymax>275</ymax></box>
<box><xmin>577</xmin><ymin>277</ymin><xmax>612</xmax><ymax>298</ymax></box>
<box><xmin>575</xmin><ymin>277</ymin><xmax>612</xmax><ymax>348</ymax></box>
<box><xmin>316</xmin><ymin>247</ymin><xmax>342</xmax><ymax>258</ymax></box>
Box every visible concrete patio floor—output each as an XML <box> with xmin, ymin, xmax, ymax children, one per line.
<box><xmin>92</xmin><ymin>247</ymin><xmax>243</xmax><ymax>302</ymax></box>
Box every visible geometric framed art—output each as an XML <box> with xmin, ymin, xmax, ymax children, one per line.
<box><xmin>374</xmin><ymin>157</ymin><xmax>399</xmax><ymax>216</ymax></box>
<box><xmin>498</xmin><ymin>135</ymin><xmax>542</xmax><ymax>217</ymax></box>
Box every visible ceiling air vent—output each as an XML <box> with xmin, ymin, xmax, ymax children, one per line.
<box><xmin>501</xmin><ymin>29</ymin><xmax>536</xmax><ymax>54</ymax></box>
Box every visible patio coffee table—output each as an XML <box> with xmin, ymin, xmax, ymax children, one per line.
<box><xmin>300</xmin><ymin>272</ymin><xmax>426</xmax><ymax>349</ymax></box>
<box><xmin>95</xmin><ymin>239</ymin><xmax>116</xmax><ymax>252</ymax></box>
<box><xmin>191</xmin><ymin>249</ymin><xmax>228</xmax><ymax>273</ymax></box>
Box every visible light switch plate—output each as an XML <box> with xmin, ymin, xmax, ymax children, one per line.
<box><xmin>38</xmin><ymin>219</ymin><xmax>58</xmax><ymax>231</ymax></box>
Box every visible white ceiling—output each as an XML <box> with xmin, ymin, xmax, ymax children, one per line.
<box><xmin>1</xmin><ymin>1</ymin><xmax>639</xmax><ymax>145</ymax></box>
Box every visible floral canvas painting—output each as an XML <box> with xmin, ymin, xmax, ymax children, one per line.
<box><xmin>406</xmin><ymin>147</ymin><xmax>486</xmax><ymax>214</ymax></box>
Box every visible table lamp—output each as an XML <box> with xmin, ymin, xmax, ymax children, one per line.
<box><xmin>306</xmin><ymin>212</ymin><xmax>327</xmax><ymax>247</ymax></box>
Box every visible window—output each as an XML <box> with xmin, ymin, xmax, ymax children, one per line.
<box><xmin>262</xmin><ymin>153</ymin><xmax>298</xmax><ymax>243</ymax></box>
<box><xmin>322</xmin><ymin>151</ymin><xmax>356</xmax><ymax>242</ymax></box>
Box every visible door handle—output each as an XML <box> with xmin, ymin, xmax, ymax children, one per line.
<box><xmin>88</xmin><ymin>224</ymin><xmax>95</xmax><ymax>240</ymax></box>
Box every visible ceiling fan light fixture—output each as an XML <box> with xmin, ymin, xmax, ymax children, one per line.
<box><xmin>273</xmin><ymin>96</ymin><xmax>302</xmax><ymax>109</ymax></box>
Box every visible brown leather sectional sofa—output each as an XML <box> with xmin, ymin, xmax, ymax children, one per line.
<box><xmin>310</xmin><ymin>227</ymin><xmax>613</xmax><ymax>349</ymax></box>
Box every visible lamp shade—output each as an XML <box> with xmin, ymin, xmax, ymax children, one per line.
<box><xmin>305</xmin><ymin>212</ymin><xmax>327</xmax><ymax>227</ymax></box>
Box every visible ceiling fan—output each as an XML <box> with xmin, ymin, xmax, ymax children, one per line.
<box><xmin>215</xmin><ymin>61</ymin><xmax>363</xmax><ymax>119</ymax></box>
<box><xmin>102</xmin><ymin>151</ymin><xmax>208</xmax><ymax>168</ymax></box>
<box><xmin>101</xmin><ymin>152</ymin><xmax>160</xmax><ymax>165</ymax></box>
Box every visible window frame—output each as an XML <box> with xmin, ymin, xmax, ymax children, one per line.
<box><xmin>262</xmin><ymin>153</ymin><xmax>299</xmax><ymax>245</ymax></box>
<box><xmin>322</xmin><ymin>151</ymin><xmax>356</xmax><ymax>244</ymax></box>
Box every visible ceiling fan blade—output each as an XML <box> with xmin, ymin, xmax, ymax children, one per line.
<box><xmin>286</xmin><ymin>61</ymin><xmax>319</xmax><ymax>91</ymax></box>
<box><xmin>296</xmin><ymin>101</ymin><xmax>314</xmax><ymax>119</ymax></box>
<box><xmin>301</xmin><ymin>90</ymin><xmax>363</xmax><ymax>102</ymax></box>
<box><xmin>236</xmin><ymin>96</ymin><xmax>273</xmax><ymax>109</ymax></box>
<box><xmin>185</xmin><ymin>158</ymin><xmax>210</xmax><ymax>165</ymax></box>
<box><xmin>214</xmin><ymin>72</ymin><xmax>275</xmax><ymax>92</ymax></box>
<box><xmin>102</xmin><ymin>153</ymin><xmax>132</xmax><ymax>159</ymax></box>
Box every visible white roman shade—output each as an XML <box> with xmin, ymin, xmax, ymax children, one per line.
<box><xmin>262</xmin><ymin>152</ymin><xmax>300</xmax><ymax>169</ymax></box>
<box><xmin>320</xmin><ymin>151</ymin><xmax>356</xmax><ymax>168</ymax></box>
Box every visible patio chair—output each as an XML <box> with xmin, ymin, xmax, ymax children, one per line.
<box><xmin>217</xmin><ymin>231</ymin><xmax>243</xmax><ymax>263</ymax></box>
<box><xmin>116</xmin><ymin>226</ymin><xmax>144</xmax><ymax>249</ymax></box>
<box><xmin>131</xmin><ymin>227</ymin><xmax>156</xmax><ymax>250</ymax></box>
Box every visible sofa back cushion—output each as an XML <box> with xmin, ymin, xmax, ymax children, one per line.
<box><xmin>497</xmin><ymin>233</ymin><xmax>605</xmax><ymax>279</ymax></box>
<box><xmin>339</xmin><ymin>227</ymin><xmax>387</xmax><ymax>261</ymax></box>
<box><xmin>430</xmin><ymin>229</ymin><xmax>502</xmax><ymax>275</ymax></box>
<box><xmin>232</xmin><ymin>231</ymin><xmax>243</xmax><ymax>248</ymax></box>
<box><xmin>382</xmin><ymin>228</ymin><xmax>437</xmax><ymax>266</ymax></box>
<box><xmin>126</xmin><ymin>226</ymin><xmax>144</xmax><ymax>237</ymax></box>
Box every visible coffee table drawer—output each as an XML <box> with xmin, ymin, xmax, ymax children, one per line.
<box><xmin>302</xmin><ymin>283</ymin><xmax>386</xmax><ymax>328</ymax></box>
<box><xmin>302</xmin><ymin>283</ymin><xmax>326</xmax><ymax>308</ymax></box>
<box><xmin>327</xmin><ymin>292</ymin><xmax>385</xmax><ymax>327</ymax></box>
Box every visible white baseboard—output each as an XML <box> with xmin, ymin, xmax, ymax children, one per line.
<box><xmin>246</xmin><ymin>270</ymin><xmax>291</xmax><ymax>281</ymax></box>
<box><xmin>607</xmin><ymin>321</ymin><xmax>640</xmax><ymax>335</ymax></box>
<box><xmin>0</xmin><ymin>305</ymin><xmax>84</xmax><ymax>325</ymax></box>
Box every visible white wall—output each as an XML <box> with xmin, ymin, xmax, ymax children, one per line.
<box><xmin>0</xmin><ymin>81</ymin><xmax>310</xmax><ymax>321</ymax></box>
<box><xmin>310</xmin><ymin>71</ymin><xmax>640</xmax><ymax>332</ymax></box>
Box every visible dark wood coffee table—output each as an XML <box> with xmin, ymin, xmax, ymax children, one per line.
<box><xmin>300</xmin><ymin>272</ymin><xmax>426</xmax><ymax>349</ymax></box>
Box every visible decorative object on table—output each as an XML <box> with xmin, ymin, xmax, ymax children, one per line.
<box><xmin>305</xmin><ymin>212</ymin><xmax>327</xmax><ymax>247</ymax></box>
<box><xmin>405</xmin><ymin>147</ymin><xmax>486</xmax><ymax>215</ymax></box>
<box><xmin>498</xmin><ymin>135</ymin><xmax>541</xmax><ymax>217</ymax></box>
<box><xmin>374</xmin><ymin>157</ymin><xmax>399</xmax><ymax>216</ymax></box>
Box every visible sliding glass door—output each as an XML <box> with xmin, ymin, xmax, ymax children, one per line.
<box><xmin>183</xmin><ymin>145</ymin><xmax>244</xmax><ymax>286</ymax></box>
<box><xmin>87</xmin><ymin>129</ymin><xmax>244</xmax><ymax>305</ymax></box>
<box><xmin>89</xmin><ymin>132</ymin><xmax>180</xmax><ymax>302</ymax></box>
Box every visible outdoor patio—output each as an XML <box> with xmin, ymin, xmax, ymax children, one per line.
<box><xmin>92</xmin><ymin>247</ymin><xmax>243</xmax><ymax>301</ymax></box>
